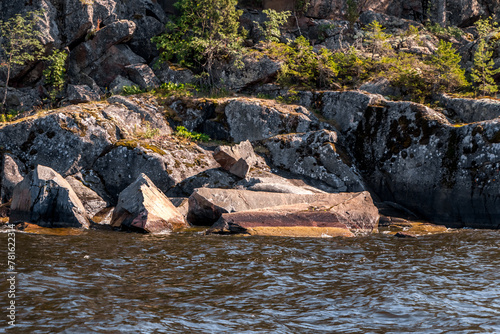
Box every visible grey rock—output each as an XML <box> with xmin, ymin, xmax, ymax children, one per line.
<box><xmin>438</xmin><ymin>94</ymin><xmax>500</xmax><ymax>123</ymax></box>
<box><xmin>109</xmin><ymin>75</ymin><xmax>137</xmax><ymax>94</ymax></box>
<box><xmin>67</xmin><ymin>85</ymin><xmax>101</xmax><ymax>104</ymax></box>
<box><xmin>66</xmin><ymin>175</ymin><xmax>107</xmax><ymax>217</ymax></box>
<box><xmin>218</xmin><ymin>55</ymin><xmax>282</xmax><ymax>92</ymax></box>
<box><xmin>10</xmin><ymin>165</ymin><xmax>89</xmax><ymax>228</ymax></box>
<box><xmin>1</xmin><ymin>154</ymin><xmax>25</xmax><ymax>204</ymax></box>
<box><xmin>151</xmin><ymin>59</ymin><xmax>195</xmax><ymax>85</ymax></box>
<box><xmin>111</xmin><ymin>173</ymin><xmax>188</xmax><ymax>233</ymax></box>
<box><xmin>224</xmin><ymin>98</ymin><xmax>324</xmax><ymax>142</ymax></box>
<box><xmin>359</xmin><ymin>78</ymin><xmax>400</xmax><ymax>97</ymax></box>
<box><xmin>263</xmin><ymin>130</ymin><xmax>366</xmax><ymax>192</ymax></box>
<box><xmin>125</xmin><ymin>63</ymin><xmax>160</xmax><ymax>89</ymax></box>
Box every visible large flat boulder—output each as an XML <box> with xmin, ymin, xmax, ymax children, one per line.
<box><xmin>208</xmin><ymin>192</ymin><xmax>379</xmax><ymax>236</ymax></box>
<box><xmin>111</xmin><ymin>174</ymin><xmax>188</xmax><ymax>233</ymax></box>
<box><xmin>10</xmin><ymin>165</ymin><xmax>89</xmax><ymax>228</ymax></box>
<box><xmin>187</xmin><ymin>187</ymin><xmax>377</xmax><ymax>226</ymax></box>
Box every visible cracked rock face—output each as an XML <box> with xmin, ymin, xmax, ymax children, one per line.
<box><xmin>10</xmin><ymin>165</ymin><xmax>89</xmax><ymax>228</ymax></box>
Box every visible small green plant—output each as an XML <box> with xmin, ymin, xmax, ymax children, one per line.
<box><xmin>154</xmin><ymin>82</ymin><xmax>193</xmax><ymax>97</ymax></box>
<box><xmin>0</xmin><ymin>10</ymin><xmax>44</xmax><ymax>113</ymax></box>
<box><xmin>261</xmin><ymin>9</ymin><xmax>290</xmax><ymax>43</ymax></box>
<box><xmin>471</xmin><ymin>38</ymin><xmax>500</xmax><ymax>96</ymax></box>
<box><xmin>175</xmin><ymin>126</ymin><xmax>210</xmax><ymax>142</ymax></box>
<box><xmin>431</xmin><ymin>40</ymin><xmax>468</xmax><ymax>92</ymax></box>
<box><xmin>121</xmin><ymin>85</ymin><xmax>145</xmax><ymax>96</ymax></box>
<box><xmin>0</xmin><ymin>109</ymin><xmax>19</xmax><ymax>123</ymax></box>
<box><xmin>475</xmin><ymin>16</ymin><xmax>499</xmax><ymax>38</ymax></box>
<box><xmin>345</xmin><ymin>0</ymin><xmax>359</xmax><ymax>30</ymax></box>
<box><xmin>425</xmin><ymin>22</ymin><xmax>464</xmax><ymax>39</ymax></box>
<box><xmin>363</xmin><ymin>20</ymin><xmax>392</xmax><ymax>59</ymax></box>
<box><xmin>136</xmin><ymin>121</ymin><xmax>160</xmax><ymax>139</ymax></box>
<box><xmin>43</xmin><ymin>49</ymin><xmax>68</xmax><ymax>103</ymax></box>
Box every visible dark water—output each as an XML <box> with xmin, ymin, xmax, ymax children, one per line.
<box><xmin>1</xmin><ymin>229</ymin><xmax>500</xmax><ymax>333</ymax></box>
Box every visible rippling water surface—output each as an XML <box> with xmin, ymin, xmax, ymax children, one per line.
<box><xmin>1</xmin><ymin>229</ymin><xmax>500</xmax><ymax>333</ymax></box>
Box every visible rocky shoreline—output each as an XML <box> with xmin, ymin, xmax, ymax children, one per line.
<box><xmin>1</xmin><ymin>89</ymin><xmax>499</xmax><ymax>237</ymax></box>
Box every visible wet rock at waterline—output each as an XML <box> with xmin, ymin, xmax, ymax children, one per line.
<box><xmin>10</xmin><ymin>165</ymin><xmax>89</xmax><ymax>228</ymax></box>
<box><xmin>111</xmin><ymin>174</ymin><xmax>188</xmax><ymax>234</ymax></box>
<box><xmin>208</xmin><ymin>192</ymin><xmax>379</xmax><ymax>237</ymax></box>
<box><xmin>187</xmin><ymin>188</ymin><xmax>378</xmax><ymax>227</ymax></box>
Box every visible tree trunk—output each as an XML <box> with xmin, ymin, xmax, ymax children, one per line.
<box><xmin>436</xmin><ymin>0</ymin><xmax>447</xmax><ymax>27</ymax></box>
<box><xmin>1</xmin><ymin>55</ymin><xmax>12</xmax><ymax>114</ymax></box>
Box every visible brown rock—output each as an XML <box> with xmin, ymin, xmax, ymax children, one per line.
<box><xmin>111</xmin><ymin>173</ymin><xmax>189</xmax><ymax>233</ymax></box>
<box><xmin>208</xmin><ymin>192</ymin><xmax>379</xmax><ymax>236</ymax></box>
<box><xmin>213</xmin><ymin>140</ymin><xmax>257</xmax><ymax>178</ymax></box>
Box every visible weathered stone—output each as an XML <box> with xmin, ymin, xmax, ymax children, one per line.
<box><xmin>2</xmin><ymin>87</ymin><xmax>43</xmax><ymax>112</ymax></box>
<box><xmin>151</xmin><ymin>60</ymin><xmax>195</xmax><ymax>85</ymax></box>
<box><xmin>86</xmin><ymin>44</ymin><xmax>146</xmax><ymax>87</ymax></box>
<box><xmin>67</xmin><ymin>84</ymin><xmax>100</xmax><ymax>104</ymax></box>
<box><xmin>125</xmin><ymin>63</ymin><xmax>160</xmax><ymax>89</ymax></box>
<box><xmin>218</xmin><ymin>55</ymin><xmax>282</xmax><ymax>92</ymax></box>
<box><xmin>10</xmin><ymin>165</ymin><xmax>89</xmax><ymax>228</ymax></box>
<box><xmin>225</xmin><ymin>98</ymin><xmax>325</xmax><ymax>142</ymax></box>
<box><xmin>187</xmin><ymin>187</ymin><xmax>377</xmax><ymax>226</ymax></box>
<box><xmin>66</xmin><ymin>175</ymin><xmax>107</xmax><ymax>217</ymax></box>
<box><xmin>349</xmin><ymin>97</ymin><xmax>500</xmax><ymax>227</ymax></box>
<box><xmin>360</xmin><ymin>78</ymin><xmax>401</xmax><ymax>97</ymax></box>
<box><xmin>213</xmin><ymin>140</ymin><xmax>257</xmax><ymax>178</ymax></box>
<box><xmin>106</xmin><ymin>95</ymin><xmax>172</xmax><ymax>136</ymax></box>
<box><xmin>263</xmin><ymin>130</ymin><xmax>366</xmax><ymax>192</ymax></box>
<box><xmin>1</xmin><ymin>154</ymin><xmax>25</xmax><ymax>204</ymax></box>
<box><xmin>111</xmin><ymin>174</ymin><xmax>188</xmax><ymax>233</ymax></box>
<box><xmin>320</xmin><ymin>90</ymin><xmax>385</xmax><ymax>135</ymax></box>
<box><xmin>208</xmin><ymin>191</ymin><xmax>379</xmax><ymax>236</ymax></box>
<box><xmin>438</xmin><ymin>94</ymin><xmax>500</xmax><ymax>123</ymax></box>
<box><xmin>109</xmin><ymin>75</ymin><xmax>137</xmax><ymax>95</ymax></box>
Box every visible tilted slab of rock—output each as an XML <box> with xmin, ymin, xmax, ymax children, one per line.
<box><xmin>213</xmin><ymin>140</ymin><xmax>257</xmax><ymax>178</ymax></box>
<box><xmin>187</xmin><ymin>187</ymin><xmax>377</xmax><ymax>226</ymax></box>
<box><xmin>263</xmin><ymin>130</ymin><xmax>366</xmax><ymax>192</ymax></box>
<box><xmin>111</xmin><ymin>174</ymin><xmax>188</xmax><ymax>233</ymax></box>
<box><xmin>66</xmin><ymin>175</ymin><xmax>108</xmax><ymax>217</ymax></box>
<box><xmin>10</xmin><ymin>165</ymin><xmax>89</xmax><ymax>228</ymax></box>
<box><xmin>208</xmin><ymin>191</ymin><xmax>379</xmax><ymax>236</ymax></box>
<box><xmin>1</xmin><ymin>153</ymin><xmax>25</xmax><ymax>204</ymax></box>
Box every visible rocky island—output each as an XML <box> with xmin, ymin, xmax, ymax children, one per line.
<box><xmin>2</xmin><ymin>0</ymin><xmax>500</xmax><ymax>237</ymax></box>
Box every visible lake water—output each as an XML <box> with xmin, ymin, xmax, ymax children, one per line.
<box><xmin>1</xmin><ymin>229</ymin><xmax>500</xmax><ymax>333</ymax></box>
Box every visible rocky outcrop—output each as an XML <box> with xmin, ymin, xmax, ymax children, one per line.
<box><xmin>438</xmin><ymin>94</ymin><xmax>500</xmax><ymax>123</ymax></box>
<box><xmin>348</xmin><ymin>99</ymin><xmax>500</xmax><ymax>227</ymax></box>
<box><xmin>263</xmin><ymin>130</ymin><xmax>366</xmax><ymax>192</ymax></box>
<box><xmin>218</xmin><ymin>55</ymin><xmax>282</xmax><ymax>92</ymax></box>
<box><xmin>111</xmin><ymin>174</ymin><xmax>188</xmax><ymax>233</ymax></box>
<box><xmin>209</xmin><ymin>191</ymin><xmax>379</xmax><ymax>236</ymax></box>
<box><xmin>224</xmin><ymin>98</ymin><xmax>328</xmax><ymax>142</ymax></box>
<box><xmin>10</xmin><ymin>165</ymin><xmax>89</xmax><ymax>228</ymax></box>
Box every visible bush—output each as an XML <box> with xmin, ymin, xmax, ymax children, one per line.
<box><xmin>261</xmin><ymin>9</ymin><xmax>290</xmax><ymax>43</ymax></box>
<box><xmin>175</xmin><ymin>126</ymin><xmax>210</xmax><ymax>142</ymax></box>
<box><xmin>152</xmin><ymin>0</ymin><xmax>244</xmax><ymax>86</ymax></box>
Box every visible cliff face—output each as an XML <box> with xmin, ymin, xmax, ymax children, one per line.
<box><xmin>263</xmin><ymin>0</ymin><xmax>500</xmax><ymax>26</ymax></box>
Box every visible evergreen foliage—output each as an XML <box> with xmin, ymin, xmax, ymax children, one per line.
<box><xmin>363</xmin><ymin>21</ymin><xmax>392</xmax><ymax>59</ymax></box>
<box><xmin>152</xmin><ymin>0</ymin><xmax>244</xmax><ymax>86</ymax></box>
<box><xmin>0</xmin><ymin>11</ymin><xmax>44</xmax><ymax>113</ymax></box>
<box><xmin>471</xmin><ymin>39</ymin><xmax>500</xmax><ymax>96</ymax></box>
<box><xmin>261</xmin><ymin>9</ymin><xmax>290</xmax><ymax>43</ymax></box>
<box><xmin>43</xmin><ymin>49</ymin><xmax>68</xmax><ymax>102</ymax></box>
<box><xmin>431</xmin><ymin>40</ymin><xmax>468</xmax><ymax>92</ymax></box>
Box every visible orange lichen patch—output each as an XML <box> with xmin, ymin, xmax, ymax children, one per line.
<box><xmin>383</xmin><ymin>220</ymin><xmax>449</xmax><ymax>236</ymax></box>
<box><xmin>246</xmin><ymin>226</ymin><xmax>354</xmax><ymax>238</ymax></box>
<box><xmin>17</xmin><ymin>223</ymin><xmax>85</xmax><ymax>236</ymax></box>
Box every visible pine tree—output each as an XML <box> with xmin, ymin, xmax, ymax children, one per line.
<box><xmin>471</xmin><ymin>39</ymin><xmax>500</xmax><ymax>96</ymax></box>
<box><xmin>363</xmin><ymin>20</ymin><xmax>392</xmax><ymax>59</ymax></box>
<box><xmin>0</xmin><ymin>11</ymin><xmax>44</xmax><ymax>113</ymax></box>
